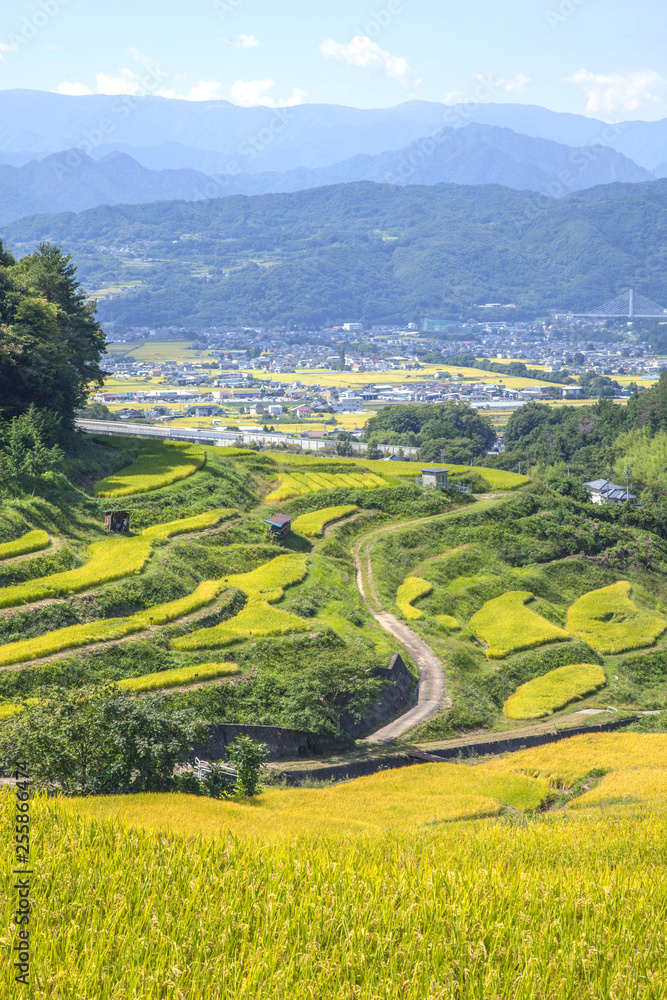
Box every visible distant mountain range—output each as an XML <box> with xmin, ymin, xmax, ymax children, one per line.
<box><xmin>0</xmin><ymin>124</ymin><xmax>653</xmax><ymax>226</ymax></box>
<box><xmin>5</xmin><ymin>178</ymin><xmax>667</xmax><ymax>327</ymax></box>
<box><xmin>2</xmin><ymin>89</ymin><xmax>667</xmax><ymax>174</ymax></box>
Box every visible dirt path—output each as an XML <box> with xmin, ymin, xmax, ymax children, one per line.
<box><xmin>352</xmin><ymin>495</ymin><xmax>512</xmax><ymax>742</ymax></box>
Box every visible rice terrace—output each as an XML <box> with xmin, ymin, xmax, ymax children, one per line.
<box><xmin>4</xmin><ymin>426</ymin><xmax>667</xmax><ymax>997</ymax></box>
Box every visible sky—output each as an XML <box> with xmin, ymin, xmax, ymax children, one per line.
<box><xmin>0</xmin><ymin>0</ymin><xmax>666</xmax><ymax>120</ymax></box>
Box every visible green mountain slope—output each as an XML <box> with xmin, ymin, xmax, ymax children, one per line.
<box><xmin>4</xmin><ymin>179</ymin><xmax>667</xmax><ymax>326</ymax></box>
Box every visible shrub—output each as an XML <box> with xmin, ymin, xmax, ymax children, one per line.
<box><xmin>503</xmin><ymin>663</ymin><xmax>607</xmax><ymax>719</ymax></box>
<box><xmin>94</xmin><ymin>441</ymin><xmax>205</xmax><ymax>498</ymax></box>
<box><xmin>118</xmin><ymin>661</ymin><xmax>239</xmax><ymax>693</ymax></box>
<box><xmin>0</xmin><ymin>530</ymin><xmax>50</xmax><ymax>560</ymax></box>
<box><xmin>566</xmin><ymin>581</ymin><xmax>666</xmax><ymax>654</ymax></box>
<box><xmin>469</xmin><ymin>591</ymin><xmax>570</xmax><ymax>659</ymax></box>
<box><xmin>292</xmin><ymin>505</ymin><xmax>358</xmax><ymax>538</ymax></box>
<box><xmin>396</xmin><ymin>576</ymin><xmax>433</xmax><ymax>620</ymax></box>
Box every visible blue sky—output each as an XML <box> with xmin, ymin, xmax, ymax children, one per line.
<box><xmin>1</xmin><ymin>0</ymin><xmax>666</xmax><ymax>119</ymax></box>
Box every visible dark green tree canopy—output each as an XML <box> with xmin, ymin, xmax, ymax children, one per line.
<box><xmin>0</xmin><ymin>242</ymin><xmax>106</xmax><ymax>430</ymax></box>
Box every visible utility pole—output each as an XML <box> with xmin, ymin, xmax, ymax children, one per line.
<box><xmin>440</xmin><ymin>448</ymin><xmax>446</xmax><ymax>465</ymax></box>
<box><xmin>625</xmin><ymin>463</ymin><xmax>631</xmax><ymax>502</ymax></box>
<box><xmin>518</xmin><ymin>461</ymin><xmax>523</xmax><ymax>475</ymax></box>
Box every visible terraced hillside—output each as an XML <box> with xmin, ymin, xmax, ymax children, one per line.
<box><xmin>0</xmin><ymin>435</ymin><xmax>666</xmax><ymax>743</ymax></box>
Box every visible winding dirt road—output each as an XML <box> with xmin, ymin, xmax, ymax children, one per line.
<box><xmin>353</xmin><ymin>497</ymin><xmax>509</xmax><ymax>742</ymax></box>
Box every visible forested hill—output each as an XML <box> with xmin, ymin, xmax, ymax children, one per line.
<box><xmin>5</xmin><ymin>178</ymin><xmax>667</xmax><ymax>327</ymax></box>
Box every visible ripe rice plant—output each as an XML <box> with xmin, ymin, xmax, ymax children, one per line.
<box><xmin>292</xmin><ymin>505</ymin><xmax>358</xmax><ymax>537</ymax></box>
<box><xmin>396</xmin><ymin>576</ymin><xmax>433</xmax><ymax>620</ymax></box>
<box><xmin>0</xmin><ymin>529</ymin><xmax>50</xmax><ymax>560</ymax></box>
<box><xmin>4</xmin><ymin>737</ymin><xmax>667</xmax><ymax>996</ymax></box>
<box><xmin>503</xmin><ymin>663</ymin><xmax>607</xmax><ymax>719</ymax></box>
<box><xmin>118</xmin><ymin>661</ymin><xmax>239</xmax><ymax>693</ymax></box>
<box><xmin>0</xmin><ymin>535</ymin><xmax>154</xmax><ymax>610</ymax></box>
<box><xmin>487</xmin><ymin>732</ymin><xmax>667</xmax><ymax>786</ymax></box>
<box><xmin>142</xmin><ymin>508</ymin><xmax>235</xmax><ymax>538</ymax></box>
<box><xmin>435</xmin><ymin>613</ymin><xmax>460</xmax><ymax>631</ymax></box>
<box><xmin>0</xmin><ymin>579</ymin><xmax>228</xmax><ymax>667</ymax></box>
<box><xmin>94</xmin><ymin>441</ymin><xmax>205</xmax><ymax>498</ymax></box>
<box><xmin>569</xmin><ymin>766</ymin><xmax>667</xmax><ymax>809</ymax></box>
<box><xmin>469</xmin><ymin>590</ymin><xmax>570</xmax><ymax>658</ymax></box>
<box><xmin>566</xmin><ymin>581</ymin><xmax>665</xmax><ymax>654</ymax></box>
<box><xmin>265</xmin><ymin>472</ymin><xmax>389</xmax><ymax>503</ymax></box>
<box><xmin>172</xmin><ymin>554</ymin><xmax>309</xmax><ymax>650</ymax></box>
<box><xmin>173</xmin><ymin>599</ymin><xmax>310</xmax><ymax>650</ymax></box>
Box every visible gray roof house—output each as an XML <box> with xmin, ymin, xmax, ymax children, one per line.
<box><xmin>584</xmin><ymin>479</ymin><xmax>636</xmax><ymax>505</ymax></box>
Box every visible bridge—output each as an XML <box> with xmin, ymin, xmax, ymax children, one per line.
<box><xmin>75</xmin><ymin>419</ymin><xmax>420</xmax><ymax>457</ymax></box>
<box><xmin>567</xmin><ymin>288</ymin><xmax>667</xmax><ymax>319</ymax></box>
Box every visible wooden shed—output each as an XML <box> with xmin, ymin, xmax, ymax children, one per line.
<box><xmin>104</xmin><ymin>510</ymin><xmax>131</xmax><ymax>534</ymax></box>
<box><xmin>264</xmin><ymin>513</ymin><xmax>294</xmax><ymax>539</ymax></box>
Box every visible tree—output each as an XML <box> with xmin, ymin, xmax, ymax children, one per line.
<box><xmin>225</xmin><ymin>735</ymin><xmax>269</xmax><ymax>797</ymax></box>
<box><xmin>0</xmin><ymin>687</ymin><xmax>208</xmax><ymax>795</ymax></box>
<box><xmin>4</xmin><ymin>418</ymin><xmax>28</xmax><ymax>499</ymax></box>
<box><xmin>0</xmin><ymin>243</ymin><xmax>107</xmax><ymax>432</ymax></box>
<box><xmin>24</xmin><ymin>432</ymin><xmax>63</xmax><ymax>496</ymax></box>
<box><xmin>366</xmin><ymin>441</ymin><xmax>381</xmax><ymax>460</ymax></box>
<box><xmin>335</xmin><ymin>431</ymin><xmax>354</xmax><ymax>457</ymax></box>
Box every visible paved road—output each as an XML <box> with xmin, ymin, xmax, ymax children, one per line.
<box><xmin>353</xmin><ymin>496</ymin><xmax>510</xmax><ymax>743</ymax></box>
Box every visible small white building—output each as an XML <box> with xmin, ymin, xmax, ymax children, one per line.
<box><xmin>421</xmin><ymin>469</ymin><xmax>449</xmax><ymax>490</ymax></box>
<box><xmin>584</xmin><ymin>479</ymin><xmax>636</xmax><ymax>505</ymax></box>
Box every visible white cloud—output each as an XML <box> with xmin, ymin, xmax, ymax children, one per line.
<box><xmin>55</xmin><ymin>81</ymin><xmax>92</xmax><ymax>96</ymax></box>
<box><xmin>0</xmin><ymin>40</ymin><xmax>19</xmax><ymax>60</ymax></box>
<box><xmin>502</xmin><ymin>74</ymin><xmax>530</xmax><ymax>94</ymax></box>
<box><xmin>228</xmin><ymin>79</ymin><xmax>306</xmax><ymax>107</ymax></box>
<box><xmin>224</xmin><ymin>34</ymin><xmax>264</xmax><ymax>49</ymax></box>
<box><xmin>186</xmin><ymin>80</ymin><xmax>226</xmax><ymax>101</ymax></box>
<box><xmin>569</xmin><ymin>68</ymin><xmax>667</xmax><ymax>116</ymax></box>
<box><xmin>321</xmin><ymin>36</ymin><xmax>414</xmax><ymax>89</ymax></box>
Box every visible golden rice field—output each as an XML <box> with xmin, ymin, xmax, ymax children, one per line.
<box><xmin>2</xmin><ymin>732</ymin><xmax>660</xmax><ymax>997</ymax></box>
<box><xmin>291</xmin><ymin>505</ymin><xmax>358</xmax><ymax>537</ymax></box>
<box><xmin>0</xmin><ymin>535</ymin><xmax>154</xmax><ymax>610</ymax></box>
<box><xmin>172</xmin><ymin>554</ymin><xmax>309</xmax><ymax>650</ymax></box>
<box><xmin>0</xmin><ymin>579</ymin><xmax>229</xmax><ymax>668</ymax></box>
<box><xmin>435</xmin><ymin>613</ymin><xmax>460</xmax><ymax>631</ymax></box>
<box><xmin>0</xmin><ymin>529</ymin><xmax>50</xmax><ymax>560</ymax></box>
<box><xmin>141</xmin><ymin>508</ymin><xmax>235</xmax><ymax>537</ymax></box>
<box><xmin>271</xmin><ymin>453</ymin><xmax>530</xmax><ymax>491</ymax></box>
<box><xmin>468</xmin><ymin>591</ymin><xmax>570</xmax><ymax>658</ymax></box>
<box><xmin>566</xmin><ymin>581</ymin><xmax>666</xmax><ymax>653</ymax></box>
<box><xmin>94</xmin><ymin>441</ymin><xmax>205</xmax><ymax>498</ymax></box>
<box><xmin>396</xmin><ymin>575</ymin><xmax>433</xmax><ymax>619</ymax></box>
<box><xmin>117</xmin><ymin>661</ymin><xmax>239</xmax><ymax>693</ymax></box>
<box><xmin>503</xmin><ymin>663</ymin><xmax>607</xmax><ymax>719</ymax></box>
<box><xmin>265</xmin><ymin>470</ymin><xmax>387</xmax><ymax>503</ymax></box>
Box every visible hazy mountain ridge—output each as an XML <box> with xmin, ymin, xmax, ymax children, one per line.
<box><xmin>0</xmin><ymin>124</ymin><xmax>652</xmax><ymax>226</ymax></box>
<box><xmin>2</xmin><ymin>90</ymin><xmax>667</xmax><ymax>173</ymax></box>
